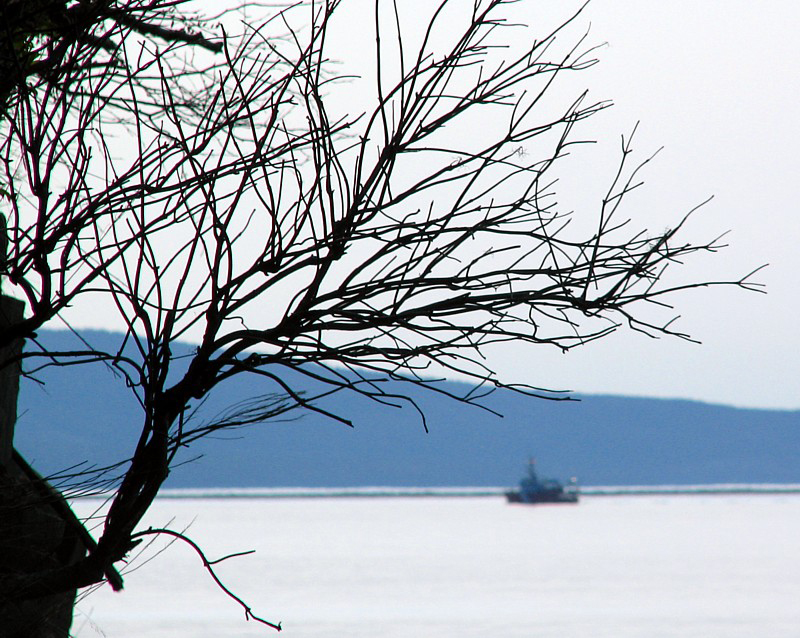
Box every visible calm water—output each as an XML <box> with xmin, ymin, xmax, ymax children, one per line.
<box><xmin>72</xmin><ymin>494</ymin><xmax>800</xmax><ymax>637</ymax></box>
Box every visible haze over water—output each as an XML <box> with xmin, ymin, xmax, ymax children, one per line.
<box><xmin>73</xmin><ymin>494</ymin><xmax>800</xmax><ymax>637</ymax></box>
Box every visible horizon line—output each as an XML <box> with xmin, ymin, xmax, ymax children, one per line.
<box><xmin>69</xmin><ymin>484</ymin><xmax>800</xmax><ymax>500</ymax></box>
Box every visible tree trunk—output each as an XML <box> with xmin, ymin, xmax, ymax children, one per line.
<box><xmin>0</xmin><ymin>295</ymin><xmax>23</xmax><ymax>465</ymax></box>
<box><xmin>1</xmin><ymin>295</ymin><xmax>85</xmax><ymax>637</ymax></box>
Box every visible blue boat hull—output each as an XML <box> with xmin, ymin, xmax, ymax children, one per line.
<box><xmin>505</xmin><ymin>489</ymin><xmax>578</xmax><ymax>504</ymax></box>
<box><xmin>506</xmin><ymin>460</ymin><xmax>579</xmax><ymax>504</ymax></box>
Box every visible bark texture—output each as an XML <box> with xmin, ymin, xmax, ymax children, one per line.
<box><xmin>1</xmin><ymin>295</ymin><xmax>84</xmax><ymax>637</ymax></box>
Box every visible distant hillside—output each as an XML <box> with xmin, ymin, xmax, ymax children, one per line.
<box><xmin>13</xmin><ymin>330</ymin><xmax>800</xmax><ymax>488</ymax></box>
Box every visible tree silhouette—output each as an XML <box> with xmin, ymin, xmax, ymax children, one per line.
<box><xmin>0</xmin><ymin>0</ymin><xmax>759</xmax><ymax>632</ymax></box>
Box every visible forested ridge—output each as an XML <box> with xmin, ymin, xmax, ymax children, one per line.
<box><xmin>17</xmin><ymin>330</ymin><xmax>799</xmax><ymax>489</ymax></box>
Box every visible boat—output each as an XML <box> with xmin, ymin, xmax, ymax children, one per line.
<box><xmin>505</xmin><ymin>459</ymin><xmax>579</xmax><ymax>504</ymax></box>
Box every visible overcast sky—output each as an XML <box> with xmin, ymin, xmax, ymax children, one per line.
<box><xmin>320</xmin><ymin>0</ymin><xmax>800</xmax><ymax>410</ymax></box>
<box><xmin>58</xmin><ymin>1</ymin><xmax>798</xmax><ymax>410</ymax></box>
<box><xmin>487</xmin><ymin>1</ymin><xmax>799</xmax><ymax>410</ymax></box>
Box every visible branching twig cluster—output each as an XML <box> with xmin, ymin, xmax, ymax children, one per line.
<box><xmin>0</xmin><ymin>0</ymin><xmax>760</xmax><ymax>625</ymax></box>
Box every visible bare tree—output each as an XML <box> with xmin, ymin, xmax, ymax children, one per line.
<box><xmin>0</xmin><ymin>0</ymin><xmax>759</xmax><ymax>632</ymax></box>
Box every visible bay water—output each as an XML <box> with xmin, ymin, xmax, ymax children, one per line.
<box><xmin>71</xmin><ymin>493</ymin><xmax>800</xmax><ymax>637</ymax></box>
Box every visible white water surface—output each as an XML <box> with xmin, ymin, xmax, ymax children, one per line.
<box><xmin>72</xmin><ymin>494</ymin><xmax>800</xmax><ymax>637</ymax></box>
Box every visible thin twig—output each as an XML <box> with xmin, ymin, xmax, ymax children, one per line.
<box><xmin>131</xmin><ymin>527</ymin><xmax>281</xmax><ymax>632</ymax></box>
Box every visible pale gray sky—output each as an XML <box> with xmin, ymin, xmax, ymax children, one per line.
<box><xmin>313</xmin><ymin>1</ymin><xmax>800</xmax><ymax>409</ymax></box>
<box><xmin>487</xmin><ymin>1</ymin><xmax>799</xmax><ymax>409</ymax></box>
<box><xmin>60</xmin><ymin>1</ymin><xmax>798</xmax><ymax>410</ymax></box>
